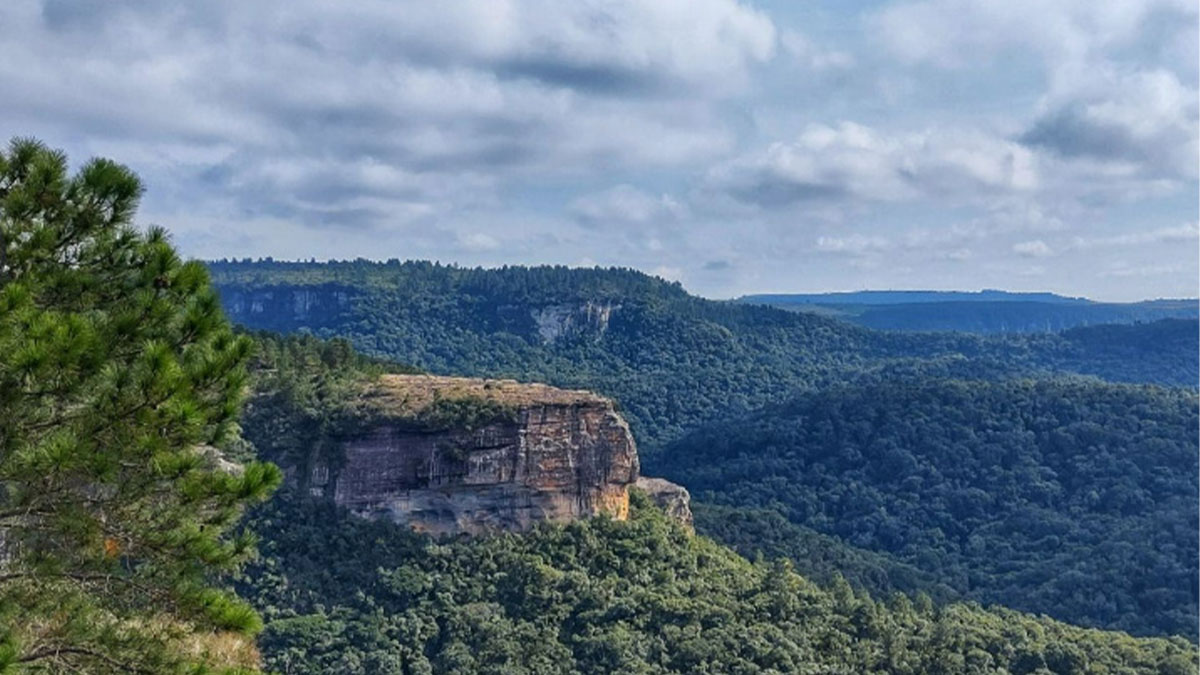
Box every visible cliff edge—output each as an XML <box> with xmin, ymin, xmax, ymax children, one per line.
<box><xmin>295</xmin><ymin>374</ymin><xmax>687</xmax><ymax>535</ymax></box>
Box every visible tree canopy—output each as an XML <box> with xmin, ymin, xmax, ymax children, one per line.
<box><xmin>239</xmin><ymin>493</ymin><xmax>1197</xmax><ymax>675</ymax></box>
<box><xmin>655</xmin><ymin>378</ymin><xmax>1200</xmax><ymax>638</ymax></box>
<box><xmin>0</xmin><ymin>139</ymin><xmax>280</xmax><ymax>673</ymax></box>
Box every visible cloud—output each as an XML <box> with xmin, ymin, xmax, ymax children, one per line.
<box><xmin>780</xmin><ymin>30</ymin><xmax>855</xmax><ymax>71</ymax></box>
<box><xmin>1013</xmin><ymin>240</ymin><xmax>1053</xmax><ymax>258</ymax></box>
<box><xmin>458</xmin><ymin>232</ymin><xmax>500</xmax><ymax>251</ymax></box>
<box><xmin>871</xmin><ymin>0</ymin><xmax>1195</xmax><ymax>69</ymax></box>
<box><xmin>1021</xmin><ymin>68</ymin><xmax>1198</xmax><ymax>180</ymax></box>
<box><xmin>814</xmin><ymin>234</ymin><xmax>891</xmax><ymax>256</ymax></box>
<box><xmin>650</xmin><ymin>265</ymin><xmax>684</xmax><ymax>281</ymax></box>
<box><xmin>707</xmin><ymin>122</ymin><xmax>1038</xmax><ymax>208</ymax></box>
<box><xmin>33</xmin><ymin>0</ymin><xmax>776</xmax><ymax>97</ymax></box>
<box><xmin>702</xmin><ymin>259</ymin><xmax>733</xmax><ymax>271</ymax></box>
<box><xmin>873</xmin><ymin>1</ymin><xmax>1198</xmax><ymax>184</ymax></box>
<box><xmin>1069</xmin><ymin>222</ymin><xmax>1199</xmax><ymax>249</ymax></box>
<box><xmin>1102</xmin><ymin>262</ymin><xmax>1185</xmax><ymax>278</ymax></box>
<box><xmin>570</xmin><ymin>184</ymin><xmax>688</xmax><ymax>227</ymax></box>
<box><xmin>0</xmin><ymin>0</ymin><xmax>772</xmax><ymax>235</ymax></box>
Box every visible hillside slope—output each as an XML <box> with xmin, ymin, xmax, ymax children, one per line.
<box><xmin>238</xmin><ymin>492</ymin><xmax>1196</xmax><ymax>675</ymax></box>
<box><xmin>653</xmin><ymin>378</ymin><xmax>1200</xmax><ymax>638</ymax></box>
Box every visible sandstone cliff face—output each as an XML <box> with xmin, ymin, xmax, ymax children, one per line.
<box><xmin>302</xmin><ymin>375</ymin><xmax>644</xmax><ymax>535</ymax></box>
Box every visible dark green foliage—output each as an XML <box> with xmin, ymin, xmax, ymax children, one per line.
<box><xmin>0</xmin><ymin>138</ymin><xmax>281</xmax><ymax>672</ymax></box>
<box><xmin>655</xmin><ymin>378</ymin><xmax>1200</xmax><ymax>638</ymax></box>
<box><xmin>239</xmin><ymin>494</ymin><xmax>1196</xmax><ymax>675</ymax></box>
<box><xmin>209</xmin><ymin>260</ymin><xmax>1199</xmax><ymax>453</ymax></box>
<box><xmin>691</xmin><ymin>503</ymin><xmax>960</xmax><ymax>603</ymax></box>
<box><xmin>406</xmin><ymin>395</ymin><xmax>518</xmax><ymax>433</ymax></box>
<box><xmin>239</xmin><ymin>332</ymin><xmax>418</xmax><ymax>469</ymax></box>
<box><xmin>241</xmin><ymin>333</ymin><xmax>515</xmax><ymax>470</ymax></box>
<box><xmin>1053</xmin><ymin>319</ymin><xmax>1200</xmax><ymax>385</ymax></box>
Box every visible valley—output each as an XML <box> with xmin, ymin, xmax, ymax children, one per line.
<box><xmin>213</xmin><ymin>262</ymin><xmax>1199</xmax><ymax>671</ymax></box>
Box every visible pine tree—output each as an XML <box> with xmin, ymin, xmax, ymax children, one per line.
<box><xmin>0</xmin><ymin>138</ymin><xmax>281</xmax><ymax>673</ymax></box>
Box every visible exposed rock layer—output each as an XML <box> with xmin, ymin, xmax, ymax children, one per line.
<box><xmin>634</xmin><ymin>477</ymin><xmax>694</xmax><ymax>531</ymax></box>
<box><xmin>303</xmin><ymin>375</ymin><xmax>659</xmax><ymax>535</ymax></box>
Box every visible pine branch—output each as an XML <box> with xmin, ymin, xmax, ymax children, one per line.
<box><xmin>16</xmin><ymin>645</ymin><xmax>157</xmax><ymax>674</ymax></box>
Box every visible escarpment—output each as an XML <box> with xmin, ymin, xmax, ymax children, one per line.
<box><xmin>291</xmin><ymin>374</ymin><xmax>687</xmax><ymax>535</ymax></box>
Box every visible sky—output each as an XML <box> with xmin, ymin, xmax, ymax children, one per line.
<box><xmin>1</xmin><ymin>0</ymin><xmax>1197</xmax><ymax>300</ymax></box>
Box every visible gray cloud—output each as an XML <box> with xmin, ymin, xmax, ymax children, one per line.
<box><xmin>1020</xmin><ymin>69</ymin><xmax>1198</xmax><ymax>180</ymax></box>
<box><xmin>705</xmin><ymin>122</ymin><xmax>1038</xmax><ymax>209</ymax></box>
<box><xmin>570</xmin><ymin>185</ymin><xmax>688</xmax><ymax>228</ymax></box>
<box><xmin>1</xmin><ymin>0</ymin><xmax>772</xmax><ymax>234</ymax></box>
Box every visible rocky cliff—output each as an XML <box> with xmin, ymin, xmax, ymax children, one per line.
<box><xmin>296</xmin><ymin>374</ymin><xmax>686</xmax><ymax>535</ymax></box>
<box><xmin>634</xmin><ymin>477</ymin><xmax>693</xmax><ymax>531</ymax></box>
<box><xmin>216</xmin><ymin>283</ymin><xmax>357</xmax><ymax>332</ymax></box>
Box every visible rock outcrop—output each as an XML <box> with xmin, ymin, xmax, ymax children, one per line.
<box><xmin>298</xmin><ymin>374</ymin><xmax>676</xmax><ymax>535</ymax></box>
<box><xmin>216</xmin><ymin>283</ymin><xmax>356</xmax><ymax>332</ymax></box>
<box><xmin>634</xmin><ymin>477</ymin><xmax>693</xmax><ymax>531</ymax></box>
<box><xmin>530</xmin><ymin>301</ymin><xmax>621</xmax><ymax>343</ymax></box>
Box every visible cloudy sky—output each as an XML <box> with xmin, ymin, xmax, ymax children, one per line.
<box><xmin>2</xmin><ymin>0</ymin><xmax>1197</xmax><ymax>300</ymax></box>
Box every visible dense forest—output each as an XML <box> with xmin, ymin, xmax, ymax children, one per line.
<box><xmin>211</xmin><ymin>260</ymin><xmax>1200</xmax><ymax>643</ymax></box>
<box><xmin>236</xmin><ymin>492</ymin><xmax>1196</xmax><ymax>675</ymax></box>
<box><xmin>236</xmin><ymin>334</ymin><xmax>1200</xmax><ymax>647</ymax></box>
<box><xmin>208</xmin><ymin>260</ymin><xmax>1199</xmax><ymax>452</ymax></box>
<box><xmin>653</xmin><ymin>378</ymin><xmax>1200</xmax><ymax>638</ymax></box>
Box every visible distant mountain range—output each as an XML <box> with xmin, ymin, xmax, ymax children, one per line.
<box><xmin>738</xmin><ymin>290</ymin><xmax>1198</xmax><ymax>333</ymax></box>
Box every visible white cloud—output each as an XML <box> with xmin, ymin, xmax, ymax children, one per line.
<box><xmin>0</xmin><ymin>0</ymin><xmax>772</xmax><ymax>234</ymax></box>
<box><xmin>458</xmin><ymin>232</ymin><xmax>500</xmax><ymax>251</ymax></box>
<box><xmin>1022</xmin><ymin>67</ymin><xmax>1198</xmax><ymax>180</ymax></box>
<box><xmin>780</xmin><ymin>30</ymin><xmax>855</xmax><ymax>71</ymax></box>
<box><xmin>1013</xmin><ymin>240</ymin><xmax>1053</xmax><ymax>258</ymax></box>
<box><xmin>1103</xmin><ymin>262</ymin><xmax>1185</xmax><ymax>278</ymax></box>
<box><xmin>1069</xmin><ymin>223</ymin><xmax>1199</xmax><ymax>249</ymax></box>
<box><xmin>650</xmin><ymin>265</ymin><xmax>684</xmax><ymax>281</ymax></box>
<box><xmin>871</xmin><ymin>0</ymin><xmax>1194</xmax><ymax>69</ymax></box>
<box><xmin>873</xmin><ymin>1</ymin><xmax>1198</xmax><ymax>184</ymax></box>
<box><xmin>814</xmin><ymin>234</ymin><xmax>891</xmax><ymax>256</ymax></box>
<box><xmin>707</xmin><ymin>121</ymin><xmax>1038</xmax><ymax>207</ymax></box>
<box><xmin>570</xmin><ymin>185</ymin><xmax>688</xmax><ymax>227</ymax></box>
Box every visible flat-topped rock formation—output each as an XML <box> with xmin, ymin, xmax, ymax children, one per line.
<box><xmin>297</xmin><ymin>374</ymin><xmax>688</xmax><ymax>535</ymax></box>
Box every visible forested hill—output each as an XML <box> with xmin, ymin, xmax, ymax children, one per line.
<box><xmin>232</xmin><ymin>335</ymin><xmax>1197</xmax><ymax>673</ymax></box>
<box><xmin>739</xmin><ymin>291</ymin><xmax>1199</xmax><ymax>334</ymax></box>
<box><xmin>652</xmin><ymin>378</ymin><xmax>1200</xmax><ymax>638</ymax></box>
<box><xmin>240</xmin><ymin>493</ymin><xmax>1198</xmax><ymax>675</ymax></box>
<box><xmin>209</xmin><ymin>260</ymin><xmax>1198</xmax><ymax>450</ymax></box>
